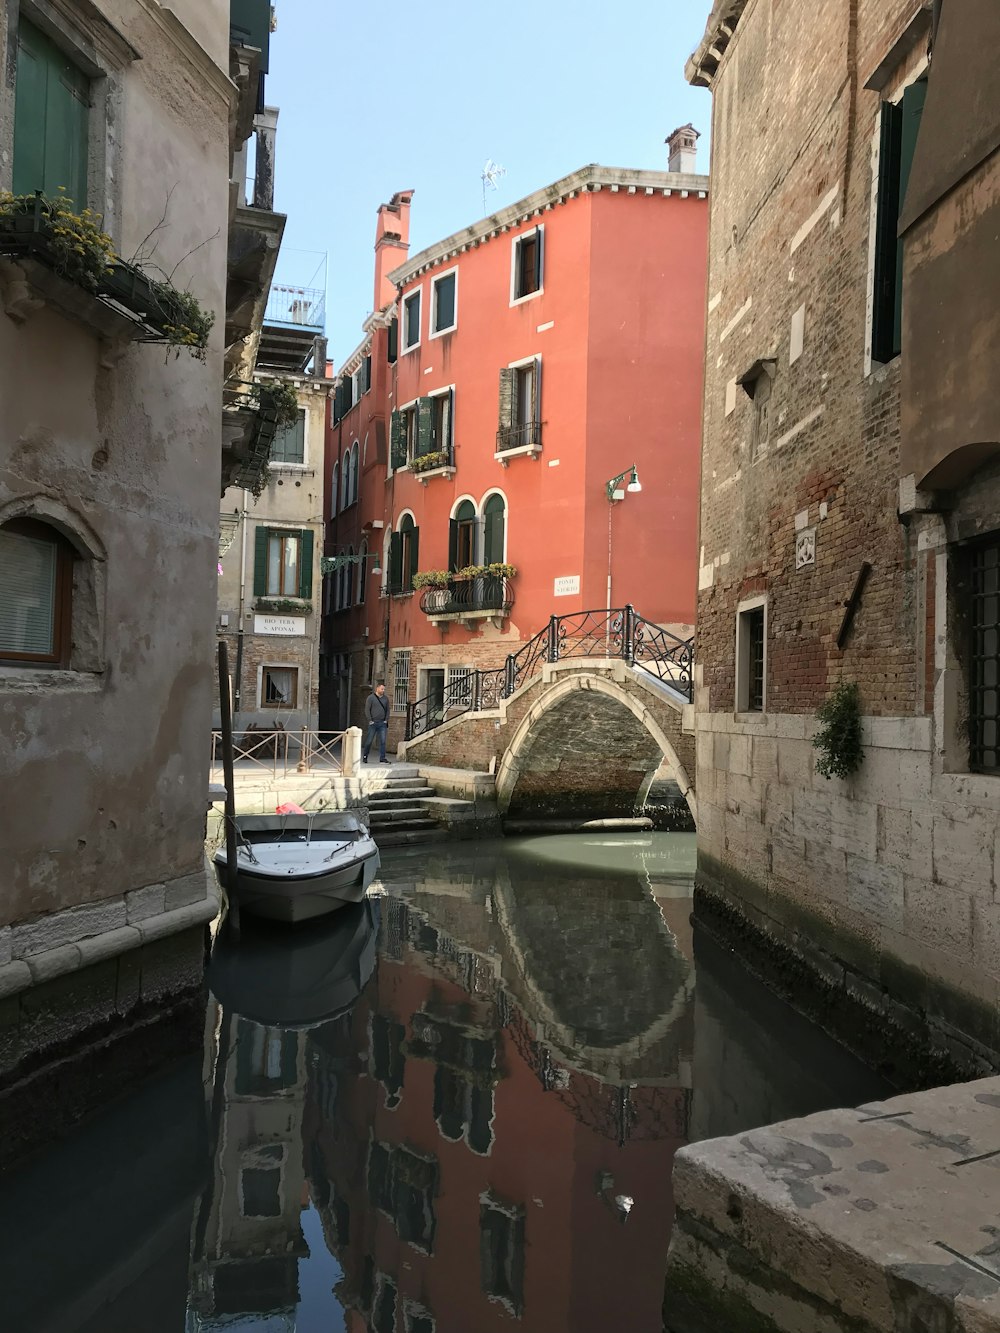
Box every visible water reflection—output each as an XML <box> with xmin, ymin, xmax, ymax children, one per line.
<box><xmin>0</xmin><ymin>835</ymin><xmax>891</xmax><ymax>1333</ymax></box>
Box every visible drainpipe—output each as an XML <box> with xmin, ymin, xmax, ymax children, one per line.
<box><xmin>235</xmin><ymin>488</ymin><xmax>249</xmax><ymax>716</ymax></box>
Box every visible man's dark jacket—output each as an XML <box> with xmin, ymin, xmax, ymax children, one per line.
<box><xmin>365</xmin><ymin>691</ymin><xmax>389</xmax><ymax>724</ymax></box>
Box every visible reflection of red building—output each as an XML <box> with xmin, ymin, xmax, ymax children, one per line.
<box><xmin>303</xmin><ymin>883</ymin><xmax>693</xmax><ymax>1332</ymax></box>
<box><xmin>321</xmin><ymin>133</ymin><xmax>708</xmax><ymax>746</ymax></box>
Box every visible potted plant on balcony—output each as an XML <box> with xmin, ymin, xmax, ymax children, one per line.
<box><xmin>412</xmin><ymin>570</ymin><xmax>449</xmax><ymax>589</ymax></box>
<box><xmin>410</xmin><ymin>449</ymin><xmax>449</xmax><ymax>475</ymax></box>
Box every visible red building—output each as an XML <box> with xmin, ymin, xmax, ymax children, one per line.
<box><xmin>322</xmin><ymin>135</ymin><xmax>708</xmax><ymax>748</ymax></box>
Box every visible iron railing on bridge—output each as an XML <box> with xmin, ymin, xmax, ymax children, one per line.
<box><xmin>405</xmin><ymin>605</ymin><xmax>693</xmax><ymax>740</ymax></box>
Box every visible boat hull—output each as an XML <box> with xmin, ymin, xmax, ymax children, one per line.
<box><xmin>214</xmin><ymin>814</ymin><xmax>381</xmax><ymax>924</ymax></box>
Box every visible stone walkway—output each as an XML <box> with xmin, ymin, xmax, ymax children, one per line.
<box><xmin>664</xmin><ymin>1076</ymin><xmax>1000</xmax><ymax>1332</ymax></box>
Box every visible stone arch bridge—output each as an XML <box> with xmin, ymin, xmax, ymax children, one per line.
<box><xmin>399</xmin><ymin>607</ymin><xmax>696</xmax><ymax>827</ymax></box>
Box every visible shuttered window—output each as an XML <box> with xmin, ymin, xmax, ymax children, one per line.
<box><xmin>483</xmin><ymin>494</ymin><xmax>506</xmax><ymax>565</ymax></box>
<box><xmin>253</xmin><ymin>526</ymin><xmax>314</xmax><ymax>599</ymax></box>
<box><xmin>871</xmin><ymin>78</ymin><xmax>927</xmax><ymax>363</ymax></box>
<box><xmin>270</xmin><ymin>410</ymin><xmax>305</xmax><ymax>464</ymax></box>
<box><xmin>431</xmin><ymin>270</ymin><xmax>457</xmax><ymax>334</ymax></box>
<box><xmin>430</xmin><ymin>390</ymin><xmax>453</xmax><ymax>460</ymax></box>
<box><xmin>13</xmin><ymin>19</ymin><xmax>90</xmax><ymax>206</ymax></box>
<box><xmin>0</xmin><ymin>521</ymin><xmax>72</xmax><ymax>664</ymax></box>
<box><xmin>403</xmin><ymin>290</ymin><xmax>421</xmax><ymax>351</ymax></box>
<box><xmin>389</xmin><ymin>517</ymin><xmax>419</xmax><ymax>594</ymax></box>
<box><xmin>512</xmin><ymin>228</ymin><xmax>543</xmax><ymax>301</ymax></box>
<box><xmin>497</xmin><ymin>359</ymin><xmax>541</xmax><ymax>451</ymax></box>
<box><xmin>387</xmin><ymin>316</ymin><xmax>398</xmax><ymax>364</ymax></box>
<box><xmin>450</xmin><ymin>500</ymin><xmax>477</xmax><ymax>572</ymax></box>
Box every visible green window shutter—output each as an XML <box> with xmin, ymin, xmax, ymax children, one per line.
<box><xmin>532</xmin><ymin>357</ymin><xmax>542</xmax><ymax>423</ymax></box>
<box><xmin>534</xmin><ymin>228</ymin><xmax>544</xmax><ymax>291</ymax></box>
<box><xmin>253</xmin><ymin>526</ymin><xmax>269</xmax><ymax>597</ymax></box>
<box><xmin>498</xmin><ymin>367</ymin><xmax>514</xmax><ymax>430</ymax></box>
<box><xmin>230</xmin><ymin>0</ymin><xmax>271</xmax><ymax>71</ymax></box>
<box><xmin>14</xmin><ymin>19</ymin><xmax>89</xmax><ymax>206</ymax></box>
<box><xmin>448</xmin><ymin>518</ymin><xmax>459</xmax><ymax>573</ymax></box>
<box><xmin>872</xmin><ymin>100</ymin><xmax>902</xmax><ymax>363</ymax></box>
<box><xmin>417</xmin><ymin>398</ymin><xmax>434</xmax><ymax>458</ymax></box>
<box><xmin>389</xmin><ymin>533</ymin><xmax>403</xmax><ymax>593</ymax></box>
<box><xmin>895</xmin><ymin>77</ymin><xmax>927</xmax><ymax>357</ymax></box>
<box><xmin>447</xmin><ymin>388</ymin><xmax>455</xmax><ymax>456</ymax></box>
<box><xmin>408</xmin><ymin>526</ymin><xmax>419</xmax><ymax>589</ymax></box>
<box><xmin>364</xmin><ymin>354</ymin><xmax>372</xmax><ymax>392</ymax></box>
<box><xmin>387</xmin><ymin>317</ymin><xmax>398</xmax><ymax>364</ymax></box>
<box><xmin>299</xmin><ymin>529</ymin><xmax>314</xmax><ymax>599</ymax></box>
<box><xmin>390</xmin><ymin>410</ymin><xmax>407</xmax><ymax>469</ymax></box>
<box><xmin>484</xmin><ymin>497</ymin><xmax>505</xmax><ymax>565</ymax></box>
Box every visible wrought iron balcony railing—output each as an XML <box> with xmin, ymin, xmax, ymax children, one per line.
<box><xmin>496</xmin><ymin>421</ymin><xmax>542</xmax><ymax>453</ymax></box>
<box><xmin>419</xmin><ymin>575</ymin><xmax>514</xmax><ymax>618</ymax></box>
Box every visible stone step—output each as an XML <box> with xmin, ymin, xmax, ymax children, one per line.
<box><xmin>376</xmin><ymin>827</ymin><xmax>444</xmax><ymax>848</ymax></box>
<box><xmin>368</xmin><ymin>790</ymin><xmax>435</xmax><ymax>806</ymax></box>
<box><xmin>371</xmin><ymin>815</ymin><xmax>439</xmax><ymax>832</ymax></box>
<box><xmin>368</xmin><ymin>806</ymin><xmax>428</xmax><ymax>824</ymax></box>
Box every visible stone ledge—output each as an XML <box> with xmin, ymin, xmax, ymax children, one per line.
<box><xmin>0</xmin><ymin>866</ymin><xmax>219</xmax><ymax>1002</ymax></box>
<box><xmin>665</xmin><ymin>1075</ymin><xmax>1000</xmax><ymax>1333</ymax></box>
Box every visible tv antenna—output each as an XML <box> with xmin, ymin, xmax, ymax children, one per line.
<box><xmin>481</xmin><ymin>158</ymin><xmax>507</xmax><ymax>212</ymax></box>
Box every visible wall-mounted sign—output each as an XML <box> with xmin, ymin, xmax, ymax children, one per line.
<box><xmin>554</xmin><ymin>575</ymin><xmax>580</xmax><ymax>597</ymax></box>
<box><xmin>254</xmin><ymin>615</ymin><xmax>306</xmax><ymax>636</ymax></box>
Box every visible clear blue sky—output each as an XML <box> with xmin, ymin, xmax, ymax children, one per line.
<box><xmin>266</xmin><ymin>1</ymin><xmax>712</xmax><ymax>364</ymax></box>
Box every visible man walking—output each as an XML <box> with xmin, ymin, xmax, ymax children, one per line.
<box><xmin>363</xmin><ymin>682</ymin><xmax>391</xmax><ymax>764</ymax></box>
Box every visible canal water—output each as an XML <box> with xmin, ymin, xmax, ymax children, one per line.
<box><xmin>0</xmin><ymin>834</ymin><xmax>891</xmax><ymax>1333</ymax></box>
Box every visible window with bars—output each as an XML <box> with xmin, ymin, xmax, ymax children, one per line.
<box><xmin>736</xmin><ymin>602</ymin><xmax>766</xmax><ymax>713</ymax></box>
<box><xmin>392</xmin><ymin>649</ymin><xmax>411</xmax><ymax>714</ymax></box>
<box><xmin>446</xmin><ymin>665</ymin><xmax>474</xmax><ymax>708</ymax></box>
<box><xmin>970</xmin><ymin>540</ymin><xmax>1000</xmax><ymax>772</ymax></box>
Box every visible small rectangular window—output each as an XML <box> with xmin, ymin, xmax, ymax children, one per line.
<box><xmin>241</xmin><ymin>1167</ymin><xmax>281</xmax><ymax>1217</ymax></box>
<box><xmin>0</xmin><ymin>520</ymin><xmax>72</xmax><ymax>664</ymax></box>
<box><xmin>430</xmin><ymin>392</ymin><xmax>452</xmax><ymax>458</ymax></box>
<box><xmin>480</xmin><ymin>1198</ymin><xmax>525</xmax><ymax>1315</ymax></box>
<box><xmin>262</xmin><ymin>666</ymin><xmax>297</xmax><ymax>708</ymax></box>
<box><xmin>270</xmin><ymin>409</ymin><xmax>305</xmax><ymax>464</ymax></box>
<box><xmin>403</xmin><ymin>290</ymin><xmax>421</xmax><ymax>351</ymax></box>
<box><xmin>970</xmin><ymin>539</ymin><xmax>1000</xmax><ymax>773</ymax></box>
<box><xmin>736</xmin><ymin>603</ymin><xmax>766</xmax><ymax>713</ymax></box>
<box><xmin>512</xmin><ymin>228</ymin><xmax>543</xmax><ymax>301</ymax></box>
<box><xmin>266</xmin><ymin>532</ymin><xmax>300</xmax><ymax>596</ymax></box>
<box><xmin>431</xmin><ymin>270</ymin><xmax>457</xmax><ymax>335</ymax></box>
<box><xmin>871</xmin><ymin>78</ymin><xmax>927</xmax><ymax>363</ymax></box>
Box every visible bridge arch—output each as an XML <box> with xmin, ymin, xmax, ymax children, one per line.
<box><xmin>495</xmin><ymin>670</ymin><xmax>696</xmax><ymax>825</ymax></box>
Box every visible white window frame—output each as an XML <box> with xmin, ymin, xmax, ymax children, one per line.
<box><xmin>395</xmin><ymin>396</ymin><xmax>420</xmax><ymax>469</ymax></box>
<box><xmin>429</xmin><ymin>266</ymin><xmax>459</xmax><ymax>339</ymax></box>
<box><xmin>416</xmin><ymin>663</ymin><xmax>474</xmax><ymax>711</ymax></box>
<box><xmin>427</xmin><ymin>383</ymin><xmax>455</xmax><ymax>459</ymax></box>
<box><xmin>735</xmin><ymin>595</ymin><xmax>767</xmax><ymax>715</ymax></box>
<box><xmin>258</xmin><ymin>662</ymin><xmax>300</xmax><ymax>711</ymax></box>
<box><xmin>509</xmin><ymin>224</ymin><xmax>544</xmax><ymax>308</ymax></box>
<box><xmin>402</xmin><ymin>287</ymin><xmax>423</xmax><ymax>354</ymax></box>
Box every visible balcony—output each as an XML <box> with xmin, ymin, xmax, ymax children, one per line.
<box><xmin>410</xmin><ymin>445</ymin><xmax>456</xmax><ymax>483</ymax></box>
<box><xmin>419</xmin><ymin>575</ymin><xmax>514</xmax><ymax>627</ymax></box>
<box><xmin>495</xmin><ymin>421</ymin><xmax>542</xmax><ymax>463</ymax></box>
<box><xmin>258</xmin><ymin>282</ymin><xmax>327</xmax><ymax>374</ymax></box>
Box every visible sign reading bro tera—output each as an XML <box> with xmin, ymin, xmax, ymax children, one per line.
<box><xmin>254</xmin><ymin>615</ymin><xmax>306</xmax><ymax>636</ymax></box>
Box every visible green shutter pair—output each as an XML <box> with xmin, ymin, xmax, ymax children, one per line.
<box><xmin>252</xmin><ymin>526</ymin><xmax>314</xmax><ymax>599</ymax></box>
<box><xmin>872</xmin><ymin>77</ymin><xmax>927</xmax><ymax>363</ymax></box>
<box><xmin>13</xmin><ymin>19</ymin><xmax>90</xmax><ymax>206</ymax></box>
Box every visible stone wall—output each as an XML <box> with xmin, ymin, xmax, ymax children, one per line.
<box><xmin>690</xmin><ymin>0</ymin><xmax>1000</xmax><ymax>1072</ymax></box>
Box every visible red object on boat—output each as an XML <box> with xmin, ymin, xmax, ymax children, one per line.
<box><xmin>275</xmin><ymin>802</ymin><xmax>306</xmax><ymax>815</ymax></box>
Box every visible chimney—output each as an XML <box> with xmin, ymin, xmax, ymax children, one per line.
<box><xmin>373</xmin><ymin>189</ymin><xmax>414</xmax><ymax>312</ymax></box>
<box><xmin>665</xmin><ymin>123</ymin><xmax>700</xmax><ymax>175</ymax></box>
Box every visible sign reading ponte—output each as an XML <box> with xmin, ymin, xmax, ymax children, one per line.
<box><xmin>553</xmin><ymin>575</ymin><xmax>580</xmax><ymax>597</ymax></box>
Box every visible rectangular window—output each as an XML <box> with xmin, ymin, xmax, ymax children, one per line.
<box><xmin>13</xmin><ymin>18</ymin><xmax>90</xmax><ymax>206</ymax></box>
<box><xmin>0</xmin><ymin>521</ymin><xmax>72</xmax><ymax>664</ymax></box>
<box><xmin>403</xmin><ymin>290</ymin><xmax>421</xmax><ymax>352</ymax></box>
<box><xmin>392</xmin><ymin>649</ymin><xmax>411</xmax><ymax>714</ymax></box>
<box><xmin>871</xmin><ymin>78</ymin><xmax>927</xmax><ymax>363</ymax></box>
<box><xmin>736</xmin><ymin>602</ymin><xmax>766</xmax><ymax>713</ymax></box>
<box><xmin>430</xmin><ymin>391</ymin><xmax>453</xmax><ymax>459</ymax></box>
<box><xmin>404</xmin><ymin>406</ymin><xmax>418</xmax><ymax>461</ymax></box>
<box><xmin>387</xmin><ymin>316</ymin><xmax>398</xmax><ymax>364</ymax></box>
<box><xmin>431</xmin><ymin>270</ymin><xmax>457</xmax><ymax>336</ymax></box>
<box><xmin>497</xmin><ymin>359</ymin><xmax>542</xmax><ymax>452</ymax></box>
<box><xmin>446</xmin><ymin>665</ymin><xmax>474</xmax><ymax>709</ymax></box>
<box><xmin>750</xmin><ymin>377</ymin><xmax>771</xmax><ymax>463</ymax></box>
<box><xmin>267</xmin><ymin>532</ymin><xmax>300</xmax><ymax>596</ymax></box>
<box><xmin>270</xmin><ymin>409</ymin><xmax>305</xmax><ymax>464</ymax></box>
<box><xmin>480</xmin><ymin>1198</ymin><xmax>525</xmax><ymax>1316</ymax></box>
<box><xmin>512</xmin><ymin>227</ymin><xmax>543</xmax><ymax>302</ymax></box>
<box><xmin>970</xmin><ymin>539</ymin><xmax>1000</xmax><ymax>773</ymax></box>
<box><xmin>241</xmin><ymin>1167</ymin><xmax>281</xmax><ymax>1217</ymax></box>
<box><xmin>262</xmin><ymin>666</ymin><xmax>297</xmax><ymax>708</ymax></box>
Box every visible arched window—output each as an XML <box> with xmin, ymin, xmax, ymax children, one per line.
<box><xmin>450</xmin><ymin>499</ymin><xmax>477</xmax><ymax>572</ymax></box>
<box><xmin>391</xmin><ymin>513</ymin><xmax>418</xmax><ymax>593</ymax></box>
<box><xmin>341</xmin><ymin>455</ymin><xmax>350</xmax><ymax>510</ymax></box>
<box><xmin>0</xmin><ymin>519</ymin><xmax>74</xmax><ymax>665</ymax></box>
<box><xmin>350</xmin><ymin>443</ymin><xmax>360</xmax><ymax>506</ymax></box>
<box><xmin>357</xmin><ymin>539</ymin><xmax>368</xmax><ymax>605</ymax></box>
<box><xmin>330</xmin><ymin>462</ymin><xmax>338</xmax><ymax>518</ymax></box>
<box><xmin>483</xmin><ymin>493</ymin><xmax>507</xmax><ymax>565</ymax></box>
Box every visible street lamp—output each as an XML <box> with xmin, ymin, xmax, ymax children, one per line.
<box><xmin>605</xmin><ymin>464</ymin><xmax>642</xmax><ymax>610</ymax></box>
<box><xmin>321</xmin><ymin>551</ymin><xmax>382</xmax><ymax>576</ymax></box>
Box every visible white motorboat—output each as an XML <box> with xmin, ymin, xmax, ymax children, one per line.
<box><xmin>213</xmin><ymin>811</ymin><xmax>381</xmax><ymax>924</ymax></box>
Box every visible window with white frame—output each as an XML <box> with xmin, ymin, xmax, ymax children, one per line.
<box><xmin>430</xmin><ymin>269</ymin><xmax>457</xmax><ymax>336</ymax></box>
<box><xmin>402</xmin><ymin>289</ymin><xmax>422</xmax><ymax>352</ymax></box>
<box><xmin>446</xmin><ymin>664</ymin><xmax>474</xmax><ymax>708</ymax></box>
<box><xmin>511</xmin><ymin>226</ymin><xmax>543</xmax><ymax>303</ymax></box>
<box><xmin>497</xmin><ymin>357</ymin><xmax>541</xmax><ymax>451</ymax></box>
<box><xmin>736</xmin><ymin>598</ymin><xmax>767</xmax><ymax>713</ymax></box>
<box><xmin>392</xmin><ymin>649</ymin><xmax>411</xmax><ymax>714</ymax></box>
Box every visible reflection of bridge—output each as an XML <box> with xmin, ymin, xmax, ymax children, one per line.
<box><xmin>400</xmin><ymin>607</ymin><xmax>697</xmax><ymax>826</ymax></box>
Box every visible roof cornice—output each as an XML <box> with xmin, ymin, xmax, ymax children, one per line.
<box><xmin>686</xmin><ymin>0</ymin><xmax>749</xmax><ymax>89</ymax></box>
<box><xmin>387</xmin><ymin>163</ymin><xmax>710</xmax><ymax>287</ymax></box>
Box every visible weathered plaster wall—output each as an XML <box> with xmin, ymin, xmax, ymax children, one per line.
<box><xmin>0</xmin><ymin>5</ymin><xmax>229</xmax><ymax>942</ymax></box>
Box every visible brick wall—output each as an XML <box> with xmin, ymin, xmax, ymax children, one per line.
<box><xmin>691</xmin><ymin>0</ymin><xmax>1000</xmax><ymax>1075</ymax></box>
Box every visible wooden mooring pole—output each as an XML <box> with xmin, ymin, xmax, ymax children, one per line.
<box><xmin>217</xmin><ymin>640</ymin><xmax>241</xmax><ymax>938</ymax></box>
